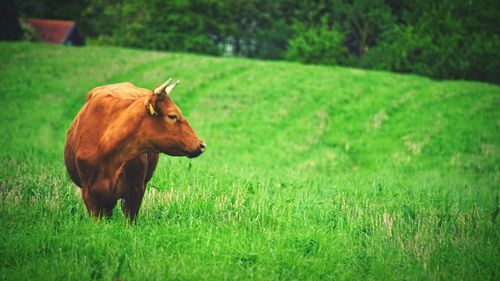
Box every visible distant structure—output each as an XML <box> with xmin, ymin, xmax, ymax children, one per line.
<box><xmin>24</xmin><ymin>18</ymin><xmax>85</xmax><ymax>46</ymax></box>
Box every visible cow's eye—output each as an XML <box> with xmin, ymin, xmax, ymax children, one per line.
<box><xmin>167</xmin><ymin>114</ymin><xmax>178</xmax><ymax>121</ymax></box>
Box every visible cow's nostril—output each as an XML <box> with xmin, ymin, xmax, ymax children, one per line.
<box><xmin>199</xmin><ymin>142</ymin><xmax>206</xmax><ymax>152</ymax></box>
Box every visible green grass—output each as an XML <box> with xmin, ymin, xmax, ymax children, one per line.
<box><xmin>0</xmin><ymin>42</ymin><xmax>498</xmax><ymax>280</ymax></box>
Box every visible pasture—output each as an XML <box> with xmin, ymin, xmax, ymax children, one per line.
<box><xmin>0</xmin><ymin>42</ymin><xmax>498</xmax><ymax>280</ymax></box>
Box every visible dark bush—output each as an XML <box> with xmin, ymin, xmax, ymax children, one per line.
<box><xmin>0</xmin><ymin>1</ymin><xmax>23</xmax><ymax>41</ymax></box>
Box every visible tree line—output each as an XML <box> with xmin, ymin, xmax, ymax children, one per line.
<box><xmin>4</xmin><ymin>0</ymin><xmax>500</xmax><ymax>84</ymax></box>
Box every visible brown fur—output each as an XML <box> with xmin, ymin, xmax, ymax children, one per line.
<box><xmin>64</xmin><ymin>82</ymin><xmax>204</xmax><ymax>220</ymax></box>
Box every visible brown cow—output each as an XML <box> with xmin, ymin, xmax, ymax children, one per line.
<box><xmin>64</xmin><ymin>79</ymin><xmax>205</xmax><ymax>220</ymax></box>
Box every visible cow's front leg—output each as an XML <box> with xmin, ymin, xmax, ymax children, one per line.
<box><xmin>82</xmin><ymin>186</ymin><xmax>100</xmax><ymax>218</ymax></box>
<box><xmin>121</xmin><ymin>185</ymin><xmax>146</xmax><ymax>222</ymax></box>
<box><xmin>83</xmin><ymin>178</ymin><xmax>117</xmax><ymax>219</ymax></box>
<box><xmin>101</xmin><ymin>207</ymin><xmax>114</xmax><ymax>219</ymax></box>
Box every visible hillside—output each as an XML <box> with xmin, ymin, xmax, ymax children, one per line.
<box><xmin>0</xmin><ymin>42</ymin><xmax>499</xmax><ymax>280</ymax></box>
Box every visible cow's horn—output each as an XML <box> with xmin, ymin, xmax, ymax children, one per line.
<box><xmin>165</xmin><ymin>80</ymin><xmax>180</xmax><ymax>95</ymax></box>
<box><xmin>153</xmin><ymin>78</ymin><xmax>172</xmax><ymax>95</ymax></box>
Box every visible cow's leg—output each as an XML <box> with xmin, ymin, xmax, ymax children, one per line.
<box><xmin>119</xmin><ymin>154</ymin><xmax>149</xmax><ymax>222</ymax></box>
<box><xmin>101</xmin><ymin>207</ymin><xmax>114</xmax><ymax>219</ymax></box>
<box><xmin>93</xmin><ymin>182</ymin><xmax>117</xmax><ymax>219</ymax></box>
<box><xmin>121</xmin><ymin>185</ymin><xmax>146</xmax><ymax>222</ymax></box>
<box><xmin>82</xmin><ymin>178</ymin><xmax>117</xmax><ymax>219</ymax></box>
<box><xmin>124</xmin><ymin>152</ymin><xmax>157</xmax><ymax>221</ymax></box>
<box><xmin>82</xmin><ymin>188</ymin><xmax>114</xmax><ymax>219</ymax></box>
<box><xmin>81</xmin><ymin>187</ymin><xmax>100</xmax><ymax>218</ymax></box>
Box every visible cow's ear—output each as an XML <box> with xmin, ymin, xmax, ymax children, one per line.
<box><xmin>145</xmin><ymin>94</ymin><xmax>159</xmax><ymax>116</ymax></box>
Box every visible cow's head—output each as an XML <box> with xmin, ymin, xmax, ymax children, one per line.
<box><xmin>144</xmin><ymin>78</ymin><xmax>205</xmax><ymax>158</ymax></box>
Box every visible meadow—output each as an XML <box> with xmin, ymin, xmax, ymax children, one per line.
<box><xmin>0</xmin><ymin>42</ymin><xmax>498</xmax><ymax>280</ymax></box>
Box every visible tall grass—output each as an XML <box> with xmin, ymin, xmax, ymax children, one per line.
<box><xmin>0</xmin><ymin>42</ymin><xmax>498</xmax><ymax>280</ymax></box>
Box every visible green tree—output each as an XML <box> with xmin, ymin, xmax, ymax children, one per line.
<box><xmin>82</xmin><ymin>0</ymin><xmax>222</xmax><ymax>54</ymax></box>
<box><xmin>361</xmin><ymin>0</ymin><xmax>500</xmax><ymax>84</ymax></box>
<box><xmin>285</xmin><ymin>18</ymin><xmax>347</xmax><ymax>65</ymax></box>
<box><xmin>13</xmin><ymin>0</ymin><xmax>500</xmax><ymax>84</ymax></box>
<box><xmin>331</xmin><ymin>0</ymin><xmax>394</xmax><ymax>58</ymax></box>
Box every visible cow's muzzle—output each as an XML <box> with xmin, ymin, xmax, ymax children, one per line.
<box><xmin>187</xmin><ymin>142</ymin><xmax>206</xmax><ymax>158</ymax></box>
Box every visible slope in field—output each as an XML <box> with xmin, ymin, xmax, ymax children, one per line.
<box><xmin>0</xmin><ymin>42</ymin><xmax>498</xmax><ymax>178</ymax></box>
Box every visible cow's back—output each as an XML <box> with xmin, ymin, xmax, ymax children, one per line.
<box><xmin>85</xmin><ymin>82</ymin><xmax>151</xmax><ymax>101</ymax></box>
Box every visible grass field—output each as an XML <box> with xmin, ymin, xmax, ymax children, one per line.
<box><xmin>0</xmin><ymin>42</ymin><xmax>499</xmax><ymax>280</ymax></box>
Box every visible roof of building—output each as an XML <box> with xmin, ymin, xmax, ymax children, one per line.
<box><xmin>25</xmin><ymin>18</ymin><xmax>76</xmax><ymax>44</ymax></box>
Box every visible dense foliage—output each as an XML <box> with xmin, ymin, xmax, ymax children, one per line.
<box><xmin>8</xmin><ymin>0</ymin><xmax>500</xmax><ymax>82</ymax></box>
